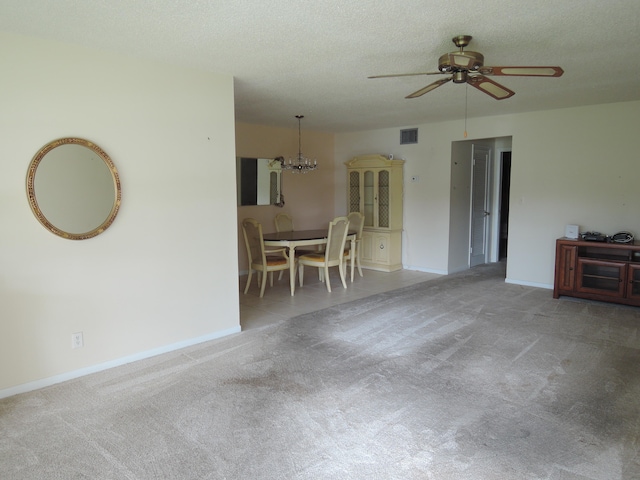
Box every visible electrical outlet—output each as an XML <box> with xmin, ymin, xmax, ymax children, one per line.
<box><xmin>72</xmin><ymin>332</ymin><xmax>84</xmax><ymax>349</ymax></box>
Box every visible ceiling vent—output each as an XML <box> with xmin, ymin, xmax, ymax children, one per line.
<box><xmin>400</xmin><ymin>128</ymin><xmax>418</xmax><ymax>145</ymax></box>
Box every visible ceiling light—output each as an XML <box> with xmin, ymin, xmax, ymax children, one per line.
<box><xmin>283</xmin><ymin>115</ymin><xmax>317</xmax><ymax>174</ymax></box>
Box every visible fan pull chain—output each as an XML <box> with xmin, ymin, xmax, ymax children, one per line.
<box><xmin>464</xmin><ymin>84</ymin><xmax>468</xmax><ymax>138</ymax></box>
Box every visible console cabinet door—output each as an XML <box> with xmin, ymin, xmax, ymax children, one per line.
<box><xmin>556</xmin><ymin>244</ymin><xmax>577</xmax><ymax>292</ymax></box>
<box><xmin>576</xmin><ymin>258</ymin><xmax>626</xmax><ymax>297</ymax></box>
<box><xmin>627</xmin><ymin>264</ymin><xmax>640</xmax><ymax>301</ymax></box>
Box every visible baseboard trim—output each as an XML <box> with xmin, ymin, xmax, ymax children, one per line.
<box><xmin>361</xmin><ymin>264</ymin><xmax>403</xmax><ymax>272</ymax></box>
<box><xmin>0</xmin><ymin>326</ymin><xmax>241</xmax><ymax>400</ymax></box>
<box><xmin>402</xmin><ymin>264</ymin><xmax>449</xmax><ymax>275</ymax></box>
<box><xmin>505</xmin><ymin>277</ymin><xmax>553</xmax><ymax>290</ymax></box>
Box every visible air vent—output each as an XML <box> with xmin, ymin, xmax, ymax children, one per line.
<box><xmin>400</xmin><ymin>128</ymin><xmax>418</xmax><ymax>145</ymax></box>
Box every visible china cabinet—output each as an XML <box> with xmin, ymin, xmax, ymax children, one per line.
<box><xmin>345</xmin><ymin>154</ymin><xmax>405</xmax><ymax>271</ymax></box>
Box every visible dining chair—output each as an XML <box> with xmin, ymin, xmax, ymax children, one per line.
<box><xmin>242</xmin><ymin>218</ymin><xmax>294</xmax><ymax>297</ymax></box>
<box><xmin>345</xmin><ymin>211</ymin><xmax>365</xmax><ymax>281</ymax></box>
<box><xmin>297</xmin><ymin>216</ymin><xmax>350</xmax><ymax>292</ymax></box>
<box><xmin>274</xmin><ymin>213</ymin><xmax>294</xmax><ymax>232</ymax></box>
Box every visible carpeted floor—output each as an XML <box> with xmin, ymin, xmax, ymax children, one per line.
<box><xmin>2</xmin><ymin>263</ymin><xmax>639</xmax><ymax>479</ymax></box>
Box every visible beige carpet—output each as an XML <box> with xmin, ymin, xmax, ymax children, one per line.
<box><xmin>2</xmin><ymin>263</ymin><xmax>639</xmax><ymax>479</ymax></box>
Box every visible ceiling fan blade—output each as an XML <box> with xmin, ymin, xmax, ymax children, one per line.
<box><xmin>478</xmin><ymin>66</ymin><xmax>564</xmax><ymax>77</ymax></box>
<box><xmin>467</xmin><ymin>75</ymin><xmax>515</xmax><ymax>100</ymax></box>
<box><xmin>368</xmin><ymin>71</ymin><xmax>444</xmax><ymax>79</ymax></box>
<box><xmin>405</xmin><ymin>77</ymin><xmax>452</xmax><ymax>98</ymax></box>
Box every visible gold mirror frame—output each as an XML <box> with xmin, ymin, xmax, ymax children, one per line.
<box><xmin>26</xmin><ymin>137</ymin><xmax>121</xmax><ymax>240</ymax></box>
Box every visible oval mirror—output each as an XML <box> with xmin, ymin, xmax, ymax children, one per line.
<box><xmin>26</xmin><ymin>138</ymin><xmax>121</xmax><ymax>240</ymax></box>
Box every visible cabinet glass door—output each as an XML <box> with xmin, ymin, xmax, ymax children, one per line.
<box><xmin>577</xmin><ymin>259</ymin><xmax>626</xmax><ymax>297</ymax></box>
<box><xmin>348</xmin><ymin>171</ymin><xmax>360</xmax><ymax>214</ymax></box>
<box><xmin>378</xmin><ymin>169</ymin><xmax>390</xmax><ymax>228</ymax></box>
<box><xmin>363</xmin><ymin>170</ymin><xmax>374</xmax><ymax>227</ymax></box>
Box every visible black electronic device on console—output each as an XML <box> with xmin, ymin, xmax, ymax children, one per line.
<box><xmin>581</xmin><ymin>232</ymin><xmax>608</xmax><ymax>242</ymax></box>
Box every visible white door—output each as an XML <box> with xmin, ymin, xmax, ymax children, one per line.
<box><xmin>470</xmin><ymin>145</ymin><xmax>491</xmax><ymax>267</ymax></box>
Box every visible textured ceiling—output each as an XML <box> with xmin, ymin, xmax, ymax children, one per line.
<box><xmin>1</xmin><ymin>0</ymin><xmax>639</xmax><ymax>132</ymax></box>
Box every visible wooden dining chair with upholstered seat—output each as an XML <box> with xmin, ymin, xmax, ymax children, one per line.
<box><xmin>345</xmin><ymin>211</ymin><xmax>365</xmax><ymax>281</ymax></box>
<box><xmin>297</xmin><ymin>216</ymin><xmax>350</xmax><ymax>293</ymax></box>
<box><xmin>242</xmin><ymin>217</ymin><xmax>295</xmax><ymax>297</ymax></box>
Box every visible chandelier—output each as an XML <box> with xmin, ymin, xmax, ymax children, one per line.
<box><xmin>283</xmin><ymin>115</ymin><xmax>317</xmax><ymax>173</ymax></box>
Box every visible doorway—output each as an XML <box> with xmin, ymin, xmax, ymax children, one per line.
<box><xmin>499</xmin><ymin>151</ymin><xmax>512</xmax><ymax>260</ymax></box>
<box><xmin>448</xmin><ymin>137</ymin><xmax>512</xmax><ymax>274</ymax></box>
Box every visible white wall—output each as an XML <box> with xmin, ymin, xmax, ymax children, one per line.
<box><xmin>335</xmin><ymin>101</ymin><xmax>640</xmax><ymax>287</ymax></box>
<box><xmin>0</xmin><ymin>33</ymin><xmax>240</xmax><ymax>397</ymax></box>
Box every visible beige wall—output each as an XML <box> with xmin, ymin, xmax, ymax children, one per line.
<box><xmin>0</xmin><ymin>33</ymin><xmax>239</xmax><ymax>397</ymax></box>
<box><xmin>235</xmin><ymin>122</ymin><xmax>335</xmax><ymax>272</ymax></box>
<box><xmin>335</xmin><ymin>101</ymin><xmax>640</xmax><ymax>287</ymax></box>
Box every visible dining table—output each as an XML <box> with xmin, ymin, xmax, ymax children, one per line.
<box><xmin>263</xmin><ymin>229</ymin><xmax>356</xmax><ymax>296</ymax></box>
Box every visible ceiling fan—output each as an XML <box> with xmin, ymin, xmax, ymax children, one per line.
<box><xmin>369</xmin><ymin>35</ymin><xmax>564</xmax><ymax>100</ymax></box>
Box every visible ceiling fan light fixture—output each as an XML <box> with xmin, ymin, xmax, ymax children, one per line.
<box><xmin>453</xmin><ymin>71</ymin><xmax>467</xmax><ymax>84</ymax></box>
